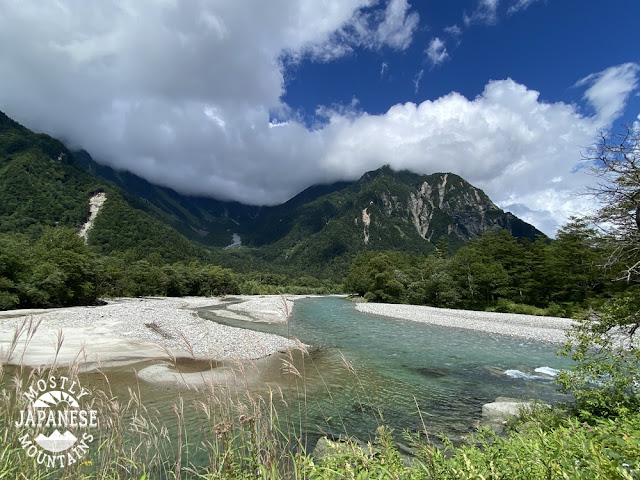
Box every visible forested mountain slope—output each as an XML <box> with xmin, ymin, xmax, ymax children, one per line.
<box><xmin>0</xmin><ymin>110</ymin><xmax>542</xmax><ymax>280</ymax></box>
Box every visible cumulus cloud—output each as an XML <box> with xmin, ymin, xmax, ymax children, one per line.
<box><xmin>575</xmin><ymin>63</ymin><xmax>640</xmax><ymax>127</ymax></box>
<box><xmin>426</xmin><ymin>37</ymin><xmax>449</xmax><ymax>66</ymax></box>
<box><xmin>0</xmin><ymin>2</ymin><xmax>637</xmax><ymax>236</ymax></box>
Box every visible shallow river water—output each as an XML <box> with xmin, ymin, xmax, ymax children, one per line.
<box><xmin>11</xmin><ymin>296</ymin><xmax>571</xmax><ymax>471</ymax></box>
<box><xmin>195</xmin><ymin>296</ymin><xmax>572</xmax><ymax>443</ymax></box>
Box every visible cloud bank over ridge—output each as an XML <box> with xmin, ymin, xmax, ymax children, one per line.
<box><xmin>0</xmin><ymin>1</ymin><xmax>638</xmax><ymax>235</ymax></box>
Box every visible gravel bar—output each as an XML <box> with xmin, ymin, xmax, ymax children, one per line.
<box><xmin>356</xmin><ymin>302</ymin><xmax>574</xmax><ymax>344</ymax></box>
<box><xmin>0</xmin><ymin>296</ymin><xmax>306</xmax><ymax>369</ymax></box>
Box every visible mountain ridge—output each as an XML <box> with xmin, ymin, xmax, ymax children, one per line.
<box><xmin>0</xmin><ymin>110</ymin><xmax>543</xmax><ymax>279</ymax></box>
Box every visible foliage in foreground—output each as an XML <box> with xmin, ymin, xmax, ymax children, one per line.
<box><xmin>557</xmin><ymin>127</ymin><xmax>640</xmax><ymax>418</ymax></box>
<box><xmin>0</xmin><ymin>317</ymin><xmax>637</xmax><ymax>480</ymax></box>
<box><xmin>309</xmin><ymin>409</ymin><xmax>640</xmax><ymax>480</ymax></box>
<box><xmin>2</xmin><ymin>368</ymin><xmax>640</xmax><ymax>480</ymax></box>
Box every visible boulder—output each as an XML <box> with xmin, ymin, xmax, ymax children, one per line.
<box><xmin>481</xmin><ymin>399</ymin><xmax>549</xmax><ymax>433</ymax></box>
<box><xmin>482</xmin><ymin>401</ymin><xmax>533</xmax><ymax>424</ymax></box>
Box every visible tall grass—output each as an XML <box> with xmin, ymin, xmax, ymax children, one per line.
<box><xmin>1</xmin><ymin>313</ymin><xmax>639</xmax><ymax>479</ymax></box>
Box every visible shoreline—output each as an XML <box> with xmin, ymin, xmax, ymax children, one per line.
<box><xmin>0</xmin><ymin>295</ymin><xmax>311</xmax><ymax>375</ymax></box>
<box><xmin>1</xmin><ymin>295</ymin><xmax>576</xmax><ymax>388</ymax></box>
<box><xmin>355</xmin><ymin>302</ymin><xmax>574</xmax><ymax>344</ymax></box>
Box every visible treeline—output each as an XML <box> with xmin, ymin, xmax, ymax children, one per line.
<box><xmin>0</xmin><ymin>227</ymin><xmax>340</xmax><ymax>310</ymax></box>
<box><xmin>345</xmin><ymin>219</ymin><xmax>610</xmax><ymax>317</ymax></box>
<box><xmin>1</xmin><ymin>219</ymin><xmax>612</xmax><ymax>314</ymax></box>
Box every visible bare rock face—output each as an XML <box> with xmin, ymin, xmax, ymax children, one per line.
<box><xmin>78</xmin><ymin>192</ymin><xmax>107</xmax><ymax>243</ymax></box>
<box><xmin>354</xmin><ymin>168</ymin><xmax>540</xmax><ymax>250</ymax></box>
<box><xmin>407</xmin><ymin>172</ymin><xmax>503</xmax><ymax>242</ymax></box>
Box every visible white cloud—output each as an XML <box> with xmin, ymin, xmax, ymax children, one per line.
<box><xmin>0</xmin><ymin>2</ymin><xmax>637</xmax><ymax>237</ymax></box>
<box><xmin>507</xmin><ymin>0</ymin><xmax>540</xmax><ymax>14</ymax></box>
<box><xmin>464</xmin><ymin>0</ymin><xmax>501</xmax><ymax>26</ymax></box>
<box><xmin>374</xmin><ymin>0</ymin><xmax>420</xmax><ymax>50</ymax></box>
<box><xmin>426</xmin><ymin>37</ymin><xmax>449</xmax><ymax>66</ymax></box>
<box><xmin>380</xmin><ymin>61</ymin><xmax>388</xmax><ymax>77</ymax></box>
<box><xmin>575</xmin><ymin>63</ymin><xmax>640</xmax><ymax>127</ymax></box>
<box><xmin>295</xmin><ymin>0</ymin><xmax>419</xmax><ymax>62</ymax></box>
<box><xmin>444</xmin><ymin>24</ymin><xmax>463</xmax><ymax>37</ymax></box>
<box><xmin>413</xmin><ymin>69</ymin><xmax>424</xmax><ymax>94</ymax></box>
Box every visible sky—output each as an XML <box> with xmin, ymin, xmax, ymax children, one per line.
<box><xmin>0</xmin><ymin>0</ymin><xmax>639</xmax><ymax>236</ymax></box>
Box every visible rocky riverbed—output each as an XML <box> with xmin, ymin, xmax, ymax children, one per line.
<box><xmin>356</xmin><ymin>302</ymin><xmax>574</xmax><ymax>344</ymax></box>
<box><xmin>0</xmin><ymin>296</ymin><xmax>307</xmax><ymax>373</ymax></box>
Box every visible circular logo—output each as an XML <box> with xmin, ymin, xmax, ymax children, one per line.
<box><xmin>15</xmin><ymin>375</ymin><xmax>98</xmax><ymax>468</ymax></box>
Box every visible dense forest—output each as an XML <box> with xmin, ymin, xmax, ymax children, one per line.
<box><xmin>0</xmin><ymin>211</ymin><xmax>622</xmax><ymax>319</ymax></box>
<box><xmin>0</xmin><ymin>226</ymin><xmax>340</xmax><ymax>310</ymax></box>
<box><xmin>344</xmin><ymin>219</ymin><xmax>607</xmax><ymax>317</ymax></box>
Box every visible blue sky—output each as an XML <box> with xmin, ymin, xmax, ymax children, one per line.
<box><xmin>283</xmin><ymin>1</ymin><xmax>639</xmax><ymax>124</ymax></box>
<box><xmin>0</xmin><ymin>0</ymin><xmax>638</xmax><ymax>235</ymax></box>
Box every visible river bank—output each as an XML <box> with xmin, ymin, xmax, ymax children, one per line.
<box><xmin>356</xmin><ymin>302</ymin><xmax>574</xmax><ymax>344</ymax></box>
<box><xmin>0</xmin><ymin>295</ymin><xmax>309</xmax><ymax>373</ymax></box>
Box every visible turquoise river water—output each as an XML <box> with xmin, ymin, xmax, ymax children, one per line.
<box><xmin>196</xmin><ymin>296</ymin><xmax>572</xmax><ymax>444</ymax></box>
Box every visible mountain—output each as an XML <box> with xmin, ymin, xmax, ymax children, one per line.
<box><xmin>0</xmin><ymin>110</ymin><xmax>543</xmax><ymax>279</ymax></box>
<box><xmin>75</xmin><ymin>150</ymin><xmax>262</xmax><ymax>247</ymax></box>
<box><xmin>0</xmin><ymin>111</ymin><xmax>212</xmax><ymax>263</ymax></box>
<box><xmin>233</xmin><ymin>165</ymin><xmax>542</xmax><ymax>277</ymax></box>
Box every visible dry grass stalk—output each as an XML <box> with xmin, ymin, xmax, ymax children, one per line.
<box><xmin>144</xmin><ymin>321</ymin><xmax>174</xmax><ymax>340</ymax></box>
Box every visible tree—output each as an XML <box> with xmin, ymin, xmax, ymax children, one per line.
<box><xmin>587</xmin><ymin>126</ymin><xmax>640</xmax><ymax>282</ymax></box>
<box><xmin>548</xmin><ymin>218</ymin><xmax>604</xmax><ymax>303</ymax></box>
<box><xmin>450</xmin><ymin>239</ymin><xmax>511</xmax><ymax>307</ymax></box>
<box><xmin>344</xmin><ymin>251</ymin><xmax>378</xmax><ymax>296</ymax></box>
<box><xmin>558</xmin><ymin>127</ymin><xmax>640</xmax><ymax>416</ymax></box>
<box><xmin>0</xmin><ymin>232</ymin><xmax>29</xmax><ymax>309</ymax></box>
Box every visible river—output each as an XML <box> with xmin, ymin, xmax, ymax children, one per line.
<box><xmin>6</xmin><ymin>296</ymin><xmax>571</xmax><ymax>471</ymax></box>
<box><xmin>196</xmin><ymin>296</ymin><xmax>572</xmax><ymax>444</ymax></box>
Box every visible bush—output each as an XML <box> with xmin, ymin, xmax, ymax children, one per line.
<box><xmin>558</xmin><ymin>293</ymin><xmax>640</xmax><ymax>418</ymax></box>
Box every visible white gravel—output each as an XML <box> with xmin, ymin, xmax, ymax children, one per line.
<box><xmin>0</xmin><ymin>296</ymin><xmax>304</xmax><ymax>369</ymax></box>
<box><xmin>356</xmin><ymin>303</ymin><xmax>574</xmax><ymax>344</ymax></box>
<box><xmin>93</xmin><ymin>297</ymin><xmax>300</xmax><ymax>359</ymax></box>
<box><xmin>222</xmin><ymin>295</ymin><xmax>296</xmax><ymax>323</ymax></box>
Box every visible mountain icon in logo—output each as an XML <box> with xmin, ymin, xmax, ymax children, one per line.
<box><xmin>35</xmin><ymin>430</ymin><xmax>77</xmax><ymax>453</ymax></box>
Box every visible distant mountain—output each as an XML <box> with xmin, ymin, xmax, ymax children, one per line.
<box><xmin>234</xmin><ymin>165</ymin><xmax>543</xmax><ymax>277</ymax></box>
<box><xmin>74</xmin><ymin>150</ymin><xmax>262</xmax><ymax>247</ymax></box>
<box><xmin>0</xmin><ymin>110</ymin><xmax>543</xmax><ymax>279</ymax></box>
